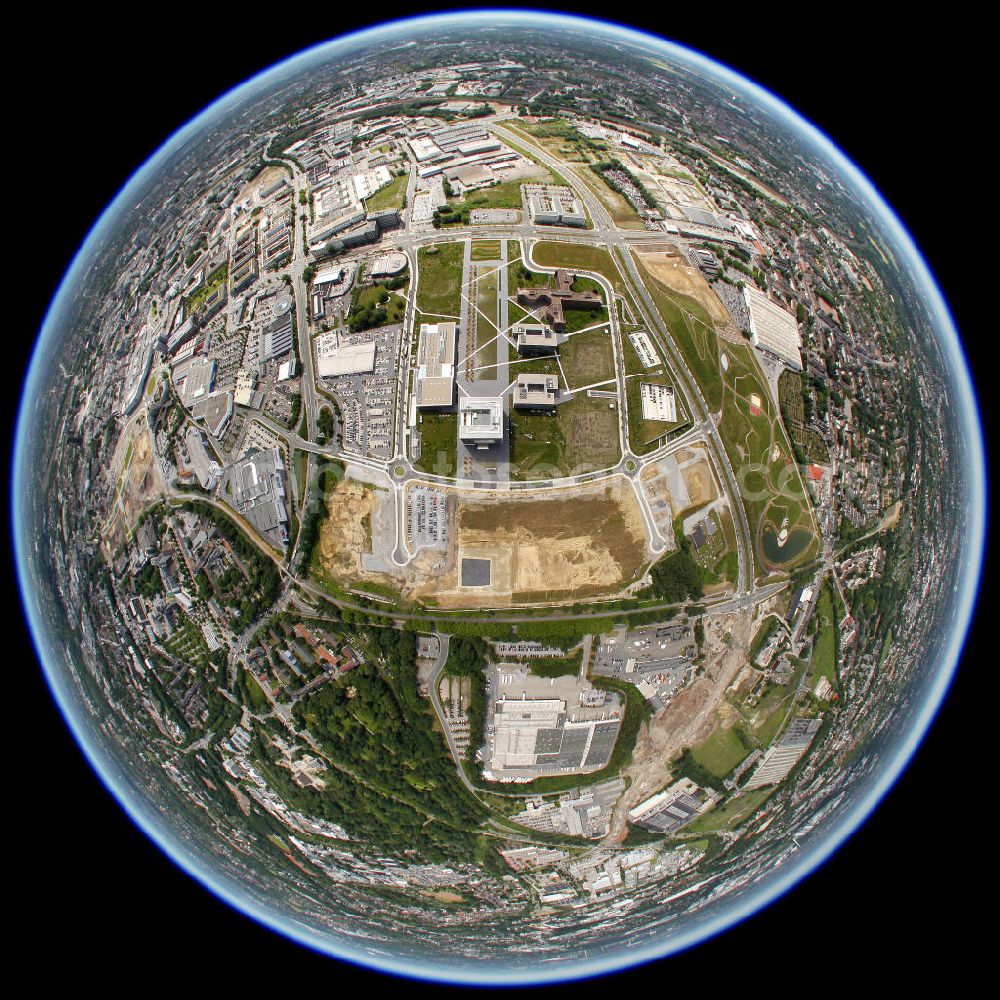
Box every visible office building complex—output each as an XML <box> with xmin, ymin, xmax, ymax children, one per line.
<box><xmin>458</xmin><ymin>396</ymin><xmax>504</xmax><ymax>447</ymax></box>
<box><xmin>516</xmin><ymin>270</ymin><xmax>601</xmax><ymax>332</ymax></box>
<box><xmin>513</xmin><ymin>322</ymin><xmax>563</xmax><ymax>355</ymax></box>
<box><xmin>513</xmin><ymin>373</ymin><xmax>559</xmax><ymax>409</ymax></box>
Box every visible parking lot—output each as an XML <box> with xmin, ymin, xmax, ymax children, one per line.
<box><xmin>320</xmin><ymin>323</ymin><xmax>401</xmax><ymax>457</ymax></box>
<box><xmin>593</xmin><ymin>623</ymin><xmax>696</xmax><ymax>709</ymax></box>
<box><xmin>407</xmin><ymin>486</ymin><xmax>447</xmax><ymax>551</ymax></box>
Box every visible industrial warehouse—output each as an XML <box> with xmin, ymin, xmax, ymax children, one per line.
<box><xmin>483</xmin><ymin>668</ymin><xmax>623</xmax><ymax>781</ymax></box>
<box><xmin>315</xmin><ymin>336</ymin><xmax>377</xmax><ymax>378</ymax></box>
<box><xmin>221</xmin><ymin>447</ymin><xmax>289</xmax><ymax>548</ymax></box>
<box><xmin>743</xmin><ymin>285</ymin><xmax>803</xmax><ymax>370</ymax></box>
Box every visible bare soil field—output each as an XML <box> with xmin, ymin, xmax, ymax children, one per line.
<box><xmin>104</xmin><ymin>415</ymin><xmax>165</xmax><ymax>547</ymax></box>
<box><xmin>881</xmin><ymin>500</ymin><xmax>902</xmax><ymax>530</ymax></box>
<box><xmin>414</xmin><ymin>479</ymin><xmax>650</xmax><ymax>606</ymax></box>
<box><xmin>679</xmin><ymin>457</ymin><xmax>716</xmax><ymax>509</ymax></box>
<box><xmin>639</xmin><ymin>460</ymin><xmax>678</xmax><ymax>539</ymax></box>
<box><xmin>815</xmin><ymin>295</ymin><xmax>839</xmax><ymax>318</ymax></box>
<box><xmin>633</xmin><ymin>246</ymin><xmax>731</xmax><ymax>327</ymax></box>
<box><xmin>316</xmin><ymin>477</ymin><xmax>380</xmax><ymax>577</ymax></box>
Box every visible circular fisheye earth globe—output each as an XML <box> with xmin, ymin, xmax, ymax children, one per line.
<box><xmin>14</xmin><ymin>10</ymin><xmax>986</xmax><ymax>985</ymax></box>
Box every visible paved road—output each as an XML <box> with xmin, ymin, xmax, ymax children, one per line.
<box><xmin>490</xmin><ymin>123</ymin><xmax>756</xmax><ymax>597</ymax></box>
<box><xmin>205</xmin><ymin>121</ymin><xmax>794</xmax><ymax>638</ymax></box>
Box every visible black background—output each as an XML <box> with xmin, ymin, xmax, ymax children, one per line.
<box><xmin>10</xmin><ymin>4</ymin><xmax>988</xmax><ymax>989</ymax></box>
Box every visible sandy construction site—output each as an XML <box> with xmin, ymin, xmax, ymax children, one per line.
<box><xmin>605</xmin><ymin>607</ymin><xmax>755</xmax><ymax>842</ymax></box>
<box><xmin>640</xmin><ymin>442</ymin><xmax>721</xmax><ymax>528</ymax></box>
<box><xmin>102</xmin><ymin>414</ymin><xmax>165</xmax><ymax>554</ymax></box>
<box><xmin>315</xmin><ymin>475</ymin><xmax>384</xmax><ymax>580</ymax></box>
<box><xmin>313</xmin><ymin>468</ymin><xmax>681</xmax><ymax>608</ymax></box>
<box><xmin>633</xmin><ymin>246</ymin><xmax>732</xmax><ymax>328</ymax></box>
<box><xmin>408</xmin><ymin>477</ymin><xmax>652</xmax><ymax>607</ymax></box>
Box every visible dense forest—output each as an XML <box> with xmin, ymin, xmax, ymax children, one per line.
<box><xmin>272</xmin><ymin>630</ymin><xmax>492</xmax><ymax>864</ymax></box>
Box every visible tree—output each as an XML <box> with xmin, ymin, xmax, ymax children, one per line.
<box><xmin>648</xmin><ymin>540</ymin><xmax>703</xmax><ymax>604</ymax></box>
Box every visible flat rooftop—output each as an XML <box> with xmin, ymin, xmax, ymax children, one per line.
<box><xmin>416</xmin><ymin>322</ymin><xmax>457</xmax><ymax>408</ymax></box>
<box><xmin>316</xmin><ymin>337</ymin><xmax>376</xmax><ymax>378</ymax></box>
<box><xmin>513</xmin><ymin>323</ymin><xmax>561</xmax><ymax>353</ymax></box>
<box><xmin>458</xmin><ymin>395</ymin><xmax>503</xmax><ymax>440</ymax></box>
<box><xmin>416</xmin><ymin>376</ymin><xmax>454</xmax><ymax>408</ymax></box>
<box><xmin>514</xmin><ymin>373</ymin><xmax>559</xmax><ymax>407</ymax></box>
<box><xmin>743</xmin><ymin>285</ymin><xmax>802</xmax><ymax>369</ymax></box>
<box><xmin>640</xmin><ymin>382</ymin><xmax>677</xmax><ymax>423</ymax></box>
<box><xmin>486</xmin><ymin>667</ymin><xmax>623</xmax><ymax>777</ymax></box>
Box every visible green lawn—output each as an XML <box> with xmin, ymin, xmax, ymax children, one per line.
<box><xmin>244</xmin><ymin>671</ymin><xmax>271</xmax><ymax>712</ymax></box>
<box><xmin>692</xmin><ymin>725</ymin><xmax>752</xmax><ymax>778</ymax></box>
<box><xmin>414</xmin><ymin>412</ymin><xmax>457</xmax><ymax>477</ymax></box>
<box><xmin>527</xmin><ymin>651</ymin><xmax>582</xmax><ymax>677</ymax></box>
<box><xmin>293</xmin><ymin>450</ymin><xmax>308</xmax><ymax>505</ymax></box>
<box><xmin>417</xmin><ymin>242</ymin><xmax>465</xmax><ymax>317</ymax></box>
<box><xmin>562</xmin><ymin>305</ymin><xmax>608</xmax><ymax>335</ymax></box>
<box><xmin>747</xmin><ymin>658</ymin><xmax>808</xmax><ymax>747</ymax></box>
<box><xmin>508</xmin><ymin>257</ymin><xmax>551</xmax><ymax>291</ymax></box>
<box><xmin>715</xmin><ymin>550</ymin><xmax>738</xmax><ymax>584</ymax></box>
<box><xmin>508</xmin><ymin>393</ymin><xmax>619</xmax><ymax>480</ymax></box>
<box><xmin>559</xmin><ymin>324</ymin><xmax>615</xmax><ymax>387</ymax></box>
<box><xmin>532</xmin><ymin>242</ymin><xmax>627</xmax><ymax>297</ymax></box>
<box><xmin>507</xmin><ymin>406</ymin><xmax>563</xmax><ymax>479</ymax></box>
<box><xmin>715</xmin><ymin>342</ymin><xmax>816</xmax><ymax>573</ymax></box>
<box><xmin>435</xmin><ymin>178</ymin><xmax>529</xmax><ymax>226</ymax></box>
<box><xmin>470</xmin><ymin>240</ymin><xmax>502</xmax><ymax>261</ymax></box>
<box><xmin>636</xmin><ymin>260</ymin><xmax>723</xmax><ymax>412</ymax></box>
<box><xmin>364</xmin><ymin>172</ymin><xmax>408</xmax><ymax>212</ymax></box>
<box><xmin>684</xmin><ymin>787</ymin><xmax>776</xmax><ymax>834</ymax></box>
<box><xmin>808</xmin><ymin>584</ymin><xmax>838</xmax><ymax>696</ymax></box>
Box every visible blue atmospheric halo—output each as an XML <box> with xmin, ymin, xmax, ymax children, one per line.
<box><xmin>14</xmin><ymin>8</ymin><xmax>986</xmax><ymax>986</ymax></box>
